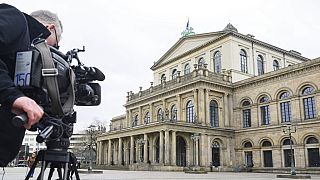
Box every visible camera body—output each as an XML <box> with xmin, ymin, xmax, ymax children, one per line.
<box><xmin>14</xmin><ymin>40</ymin><xmax>104</xmax><ymax>145</ymax></box>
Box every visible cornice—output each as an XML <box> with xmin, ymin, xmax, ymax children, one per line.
<box><xmin>233</xmin><ymin>58</ymin><xmax>320</xmax><ymax>91</ymax></box>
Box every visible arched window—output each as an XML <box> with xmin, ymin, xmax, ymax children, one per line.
<box><xmin>184</xmin><ymin>63</ymin><xmax>191</xmax><ymax>75</ymax></box>
<box><xmin>283</xmin><ymin>139</ymin><xmax>294</xmax><ymax>146</ymax></box>
<box><xmin>282</xmin><ymin>138</ymin><xmax>295</xmax><ymax>167</ymax></box>
<box><xmin>212</xmin><ymin>141</ymin><xmax>221</xmax><ymax>167</ymax></box>
<box><xmin>244</xmin><ymin>141</ymin><xmax>253</xmax><ymax>148</ymax></box>
<box><xmin>242</xmin><ymin>100</ymin><xmax>251</xmax><ymax>128</ymax></box>
<box><xmin>198</xmin><ymin>57</ymin><xmax>206</xmax><ymax>68</ymax></box>
<box><xmin>186</xmin><ymin>100</ymin><xmax>194</xmax><ymax>123</ymax></box>
<box><xmin>240</xmin><ymin>49</ymin><xmax>248</xmax><ymax>73</ymax></box>
<box><xmin>306</xmin><ymin>137</ymin><xmax>319</xmax><ymax>144</ymax></box>
<box><xmin>259</xmin><ymin>96</ymin><xmax>270</xmax><ymax>125</ymax></box>
<box><xmin>302</xmin><ymin>86</ymin><xmax>316</xmax><ymax>120</ymax></box>
<box><xmin>257</xmin><ymin>55</ymin><xmax>264</xmax><ymax>75</ymax></box>
<box><xmin>144</xmin><ymin>112</ymin><xmax>150</xmax><ymax>124</ymax></box>
<box><xmin>172</xmin><ymin>69</ymin><xmax>178</xmax><ymax>80</ymax></box>
<box><xmin>133</xmin><ymin>115</ymin><xmax>139</xmax><ymax>127</ymax></box>
<box><xmin>157</xmin><ymin>108</ymin><xmax>163</xmax><ymax>121</ymax></box>
<box><xmin>279</xmin><ymin>91</ymin><xmax>291</xmax><ymax>123</ymax></box>
<box><xmin>273</xmin><ymin>60</ymin><xmax>280</xmax><ymax>70</ymax></box>
<box><xmin>210</xmin><ymin>100</ymin><xmax>219</xmax><ymax>127</ymax></box>
<box><xmin>214</xmin><ymin>51</ymin><xmax>222</xmax><ymax>73</ymax></box>
<box><xmin>262</xmin><ymin>140</ymin><xmax>272</xmax><ymax>147</ymax></box>
<box><xmin>160</xmin><ymin>74</ymin><xmax>166</xmax><ymax>83</ymax></box>
<box><xmin>171</xmin><ymin>105</ymin><xmax>177</xmax><ymax>122</ymax></box>
<box><xmin>305</xmin><ymin>136</ymin><xmax>320</xmax><ymax>167</ymax></box>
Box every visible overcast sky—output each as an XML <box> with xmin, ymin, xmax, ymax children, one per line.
<box><xmin>7</xmin><ymin>0</ymin><xmax>320</xmax><ymax>132</ymax></box>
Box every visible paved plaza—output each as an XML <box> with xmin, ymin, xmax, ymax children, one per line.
<box><xmin>1</xmin><ymin>167</ymin><xmax>319</xmax><ymax>180</ymax></box>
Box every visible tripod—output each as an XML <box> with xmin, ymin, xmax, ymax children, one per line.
<box><xmin>25</xmin><ymin>149</ymin><xmax>80</xmax><ymax>180</ymax></box>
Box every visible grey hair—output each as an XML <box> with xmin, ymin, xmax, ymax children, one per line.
<box><xmin>30</xmin><ymin>10</ymin><xmax>63</xmax><ymax>41</ymax></box>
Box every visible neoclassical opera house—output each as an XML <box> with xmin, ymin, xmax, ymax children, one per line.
<box><xmin>96</xmin><ymin>24</ymin><xmax>320</xmax><ymax>173</ymax></box>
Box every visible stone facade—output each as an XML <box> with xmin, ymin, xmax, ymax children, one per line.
<box><xmin>96</xmin><ymin>24</ymin><xmax>320</xmax><ymax>173</ymax></box>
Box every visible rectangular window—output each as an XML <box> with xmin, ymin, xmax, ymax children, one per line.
<box><xmin>284</xmin><ymin>149</ymin><xmax>295</xmax><ymax>167</ymax></box>
<box><xmin>263</xmin><ymin>150</ymin><xmax>273</xmax><ymax>167</ymax></box>
<box><xmin>280</xmin><ymin>101</ymin><xmax>291</xmax><ymax>122</ymax></box>
<box><xmin>260</xmin><ymin>105</ymin><xmax>270</xmax><ymax>125</ymax></box>
<box><xmin>303</xmin><ymin>97</ymin><xmax>316</xmax><ymax>119</ymax></box>
<box><xmin>243</xmin><ymin>109</ymin><xmax>251</xmax><ymax>128</ymax></box>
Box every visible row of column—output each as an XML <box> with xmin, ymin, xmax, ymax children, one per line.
<box><xmin>97</xmin><ymin>132</ymin><xmax>233</xmax><ymax>168</ymax></box>
<box><xmin>125</xmin><ymin>89</ymin><xmax>231</xmax><ymax>128</ymax></box>
<box><xmin>97</xmin><ymin>130</ymin><xmax>178</xmax><ymax>166</ymax></box>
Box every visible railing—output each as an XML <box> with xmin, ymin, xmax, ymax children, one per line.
<box><xmin>127</xmin><ymin>68</ymin><xmax>230</xmax><ymax>102</ymax></box>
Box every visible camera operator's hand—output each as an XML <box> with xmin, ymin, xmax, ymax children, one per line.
<box><xmin>11</xmin><ymin>96</ymin><xmax>44</xmax><ymax>129</ymax></box>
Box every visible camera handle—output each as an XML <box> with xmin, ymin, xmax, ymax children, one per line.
<box><xmin>12</xmin><ymin>113</ymin><xmax>28</xmax><ymax>127</ymax></box>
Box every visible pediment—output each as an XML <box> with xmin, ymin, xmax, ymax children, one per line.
<box><xmin>151</xmin><ymin>31</ymin><xmax>226</xmax><ymax>70</ymax></box>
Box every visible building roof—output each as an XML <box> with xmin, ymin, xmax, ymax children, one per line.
<box><xmin>151</xmin><ymin>24</ymin><xmax>310</xmax><ymax>71</ymax></box>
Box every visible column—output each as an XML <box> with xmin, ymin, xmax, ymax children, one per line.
<box><xmin>139</xmin><ymin>106</ymin><xmax>142</xmax><ymax>125</ymax></box>
<box><xmin>200</xmin><ymin>134</ymin><xmax>208</xmax><ymax>166</ymax></box>
<box><xmin>118</xmin><ymin>138</ymin><xmax>122</xmax><ymax>165</ymax></box>
<box><xmin>224</xmin><ymin>93</ymin><xmax>230</xmax><ymax>127</ymax></box>
<box><xmin>108</xmin><ymin>139</ymin><xmax>112</xmax><ymax>165</ymax></box>
<box><xmin>195</xmin><ymin>137</ymin><xmax>199</xmax><ymax>166</ymax></box>
<box><xmin>159</xmin><ymin>131</ymin><xmax>164</xmax><ymax>164</ymax></box>
<box><xmin>130</xmin><ymin>136</ymin><xmax>134</xmax><ymax>164</ymax></box>
<box><xmin>149</xmin><ymin>103</ymin><xmax>153</xmax><ymax>122</ymax></box>
<box><xmin>176</xmin><ymin>94</ymin><xmax>181</xmax><ymax>122</ymax></box>
<box><xmin>171</xmin><ymin>131</ymin><xmax>176</xmax><ymax>166</ymax></box>
<box><xmin>144</xmin><ymin>134</ymin><xmax>148</xmax><ymax>163</ymax></box>
<box><xmin>198</xmin><ymin>88</ymin><xmax>205</xmax><ymax>124</ymax></box>
<box><xmin>317</xmin><ymin>94</ymin><xmax>320</xmax><ymax>118</ymax></box>
<box><xmin>125</xmin><ymin>140</ymin><xmax>129</xmax><ymax>165</ymax></box>
<box><xmin>226</xmin><ymin>138</ymin><xmax>231</xmax><ymax>166</ymax></box>
<box><xmin>228</xmin><ymin>93</ymin><xmax>233</xmax><ymax>127</ymax></box>
<box><xmin>193</xmin><ymin>89</ymin><xmax>199</xmax><ymax>122</ymax></box>
<box><xmin>205</xmin><ymin>90</ymin><xmax>210</xmax><ymax>126</ymax></box>
<box><xmin>98</xmin><ymin>141</ymin><xmax>102</xmax><ymax>165</ymax></box>
<box><xmin>128</xmin><ymin>109</ymin><xmax>132</xmax><ymax>127</ymax></box>
<box><xmin>165</xmin><ymin>129</ymin><xmax>170</xmax><ymax>165</ymax></box>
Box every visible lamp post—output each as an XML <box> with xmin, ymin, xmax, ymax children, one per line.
<box><xmin>137</xmin><ymin>138</ymin><xmax>146</xmax><ymax>163</ymax></box>
<box><xmin>87</xmin><ymin>125</ymin><xmax>96</xmax><ymax>172</ymax></box>
<box><xmin>282</xmin><ymin>124</ymin><xmax>297</xmax><ymax>176</ymax></box>
<box><xmin>190</xmin><ymin>134</ymin><xmax>200</xmax><ymax>167</ymax></box>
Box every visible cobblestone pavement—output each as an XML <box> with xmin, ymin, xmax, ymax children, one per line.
<box><xmin>1</xmin><ymin>167</ymin><xmax>320</xmax><ymax>180</ymax></box>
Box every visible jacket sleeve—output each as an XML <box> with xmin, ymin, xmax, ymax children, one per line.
<box><xmin>0</xmin><ymin>58</ymin><xmax>24</xmax><ymax>109</ymax></box>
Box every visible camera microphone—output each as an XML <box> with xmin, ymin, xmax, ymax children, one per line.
<box><xmin>85</xmin><ymin>66</ymin><xmax>105</xmax><ymax>81</ymax></box>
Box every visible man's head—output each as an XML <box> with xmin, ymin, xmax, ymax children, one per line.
<box><xmin>30</xmin><ymin>10</ymin><xmax>62</xmax><ymax>47</ymax></box>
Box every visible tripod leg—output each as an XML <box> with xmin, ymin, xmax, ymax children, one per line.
<box><xmin>36</xmin><ymin>161</ymin><xmax>48</xmax><ymax>180</ymax></box>
<box><xmin>62</xmin><ymin>163</ymin><xmax>69</xmax><ymax>180</ymax></box>
<box><xmin>25</xmin><ymin>157</ymin><xmax>39</xmax><ymax>180</ymax></box>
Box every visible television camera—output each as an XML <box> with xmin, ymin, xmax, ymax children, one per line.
<box><xmin>12</xmin><ymin>39</ymin><xmax>105</xmax><ymax>180</ymax></box>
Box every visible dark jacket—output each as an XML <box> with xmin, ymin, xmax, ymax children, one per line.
<box><xmin>0</xmin><ymin>3</ymin><xmax>50</xmax><ymax>167</ymax></box>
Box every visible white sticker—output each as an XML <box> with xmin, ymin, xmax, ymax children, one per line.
<box><xmin>14</xmin><ymin>51</ymin><xmax>33</xmax><ymax>87</ymax></box>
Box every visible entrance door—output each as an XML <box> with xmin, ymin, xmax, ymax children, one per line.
<box><xmin>212</xmin><ymin>142</ymin><xmax>220</xmax><ymax>167</ymax></box>
<box><xmin>245</xmin><ymin>151</ymin><xmax>253</xmax><ymax>167</ymax></box>
<box><xmin>263</xmin><ymin>150</ymin><xmax>273</xmax><ymax>167</ymax></box>
<box><xmin>176</xmin><ymin>136</ymin><xmax>186</xmax><ymax>167</ymax></box>
<box><xmin>308</xmin><ymin>148</ymin><xmax>320</xmax><ymax>167</ymax></box>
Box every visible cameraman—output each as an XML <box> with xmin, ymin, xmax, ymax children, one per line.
<box><xmin>0</xmin><ymin>3</ymin><xmax>62</xmax><ymax>167</ymax></box>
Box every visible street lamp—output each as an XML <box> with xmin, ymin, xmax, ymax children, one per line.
<box><xmin>282</xmin><ymin>124</ymin><xmax>297</xmax><ymax>176</ymax></box>
<box><xmin>87</xmin><ymin>125</ymin><xmax>96</xmax><ymax>172</ymax></box>
<box><xmin>190</xmin><ymin>134</ymin><xmax>200</xmax><ymax>167</ymax></box>
<box><xmin>136</xmin><ymin>138</ymin><xmax>146</xmax><ymax>163</ymax></box>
